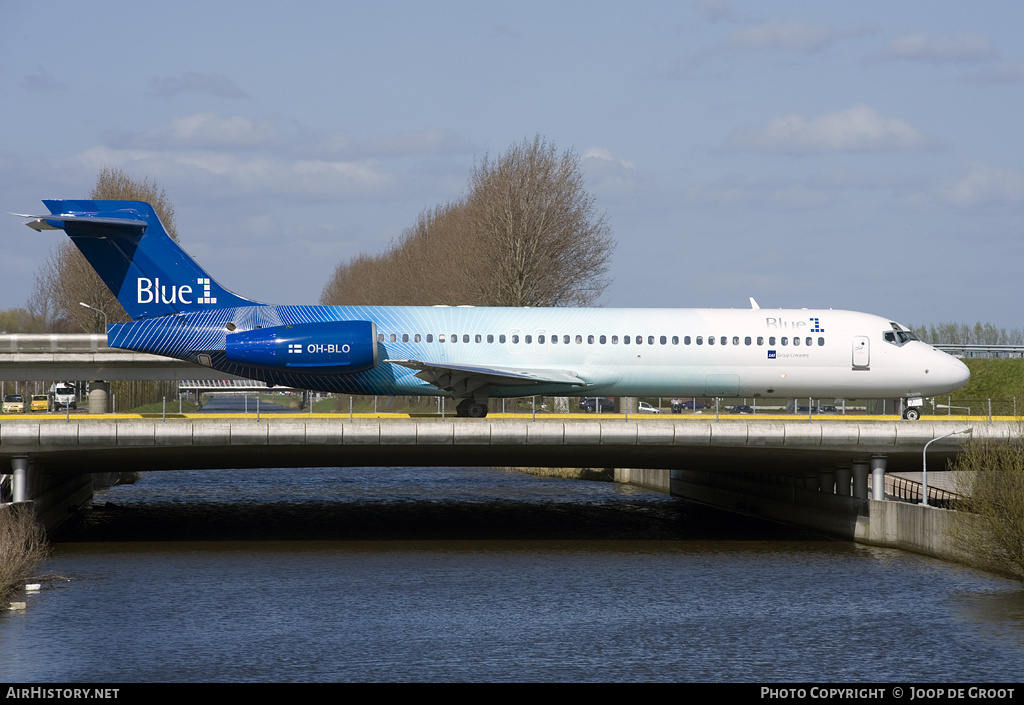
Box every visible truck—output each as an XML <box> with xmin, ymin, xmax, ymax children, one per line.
<box><xmin>51</xmin><ymin>383</ymin><xmax>77</xmax><ymax>410</ymax></box>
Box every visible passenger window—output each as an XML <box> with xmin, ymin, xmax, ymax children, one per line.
<box><xmin>624</xmin><ymin>336</ymin><xmax>630</xmax><ymax>345</ymax></box>
<box><xmin>818</xmin><ymin>337</ymin><xmax>824</xmax><ymax>346</ymax></box>
<box><xmin>475</xmin><ymin>334</ymin><xmax>482</xmax><ymax>343</ymax></box>
<box><xmin>745</xmin><ymin>337</ymin><xmax>751</xmax><ymax>345</ymax></box>
<box><xmin>587</xmin><ymin>335</ymin><xmax>594</xmax><ymax>344</ymax></box>
<box><xmin>600</xmin><ymin>335</ymin><xmax>607</xmax><ymax>344</ymax></box>
<box><xmin>672</xmin><ymin>336</ymin><xmax>679</xmax><ymax>345</ymax></box>
<box><xmin>427</xmin><ymin>334</ymin><xmax>433</xmax><ymax>343</ymax></box>
<box><xmin>500</xmin><ymin>334</ymin><xmax>507</xmax><ymax>343</ymax></box>
<box><xmin>525</xmin><ymin>335</ymin><xmax>532</xmax><ymax>344</ymax></box>
<box><xmin>612</xmin><ymin>336</ymin><xmax>619</xmax><ymax>344</ymax></box>
<box><xmin>805</xmin><ymin>337</ymin><xmax>812</xmax><ymax>346</ymax></box>
<box><xmin>793</xmin><ymin>337</ymin><xmax>800</xmax><ymax>346</ymax></box>
<box><xmin>538</xmin><ymin>335</ymin><xmax>546</xmax><ymax>344</ymax></box>
<box><xmin>781</xmin><ymin>337</ymin><xmax>788</xmax><ymax>346</ymax></box>
<box><xmin>708</xmin><ymin>336</ymin><xmax>715</xmax><ymax>345</ymax></box>
<box><xmin>487</xmin><ymin>334</ymin><xmax>494</xmax><ymax>343</ymax></box>
<box><xmin>511</xmin><ymin>334</ymin><xmax>518</xmax><ymax>344</ymax></box>
<box><xmin>463</xmin><ymin>334</ymin><xmax>470</xmax><ymax>343</ymax></box>
<box><xmin>684</xmin><ymin>336</ymin><xmax>690</xmax><ymax>345</ymax></box>
<box><xmin>660</xmin><ymin>336</ymin><xmax>666</xmax><ymax>345</ymax></box>
<box><xmin>757</xmin><ymin>337</ymin><xmax>764</xmax><ymax>345</ymax></box>
<box><xmin>377</xmin><ymin>333</ymin><xmax>385</xmax><ymax>343</ymax></box>
<box><xmin>733</xmin><ymin>336</ymin><xmax>740</xmax><ymax>346</ymax></box>
<box><xmin>696</xmin><ymin>336</ymin><xmax>703</xmax><ymax>345</ymax></box>
<box><xmin>769</xmin><ymin>337</ymin><xmax>776</xmax><ymax>345</ymax></box>
<box><xmin>438</xmin><ymin>334</ymin><xmax>446</xmax><ymax>343</ymax></box>
<box><xmin>415</xmin><ymin>334</ymin><xmax>422</xmax><ymax>343</ymax></box>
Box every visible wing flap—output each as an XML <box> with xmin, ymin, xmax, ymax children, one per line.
<box><xmin>386</xmin><ymin>358</ymin><xmax>587</xmax><ymax>394</ymax></box>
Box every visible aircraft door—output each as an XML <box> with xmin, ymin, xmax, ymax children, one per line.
<box><xmin>508</xmin><ymin>328</ymin><xmax>523</xmax><ymax>354</ymax></box>
<box><xmin>535</xmin><ymin>329</ymin><xmax>549</xmax><ymax>354</ymax></box>
<box><xmin>852</xmin><ymin>336</ymin><xmax>870</xmax><ymax>369</ymax></box>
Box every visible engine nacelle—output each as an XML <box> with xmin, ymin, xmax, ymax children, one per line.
<box><xmin>225</xmin><ymin>321</ymin><xmax>378</xmax><ymax>374</ymax></box>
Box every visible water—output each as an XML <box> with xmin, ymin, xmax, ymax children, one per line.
<box><xmin>3</xmin><ymin>467</ymin><xmax>1023</xmax><ymax>683</ymax></box>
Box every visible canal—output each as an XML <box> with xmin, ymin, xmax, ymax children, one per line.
<box><xmin>3</xmin><ymin>465</ymin><xmax>1023</xmax><ymax>683</ymax></box>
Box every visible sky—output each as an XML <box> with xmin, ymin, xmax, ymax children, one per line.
<box><xmin>2</xmin><ymin>0</ymin><xmax>1023</xmax><ymax>328</ymax></box>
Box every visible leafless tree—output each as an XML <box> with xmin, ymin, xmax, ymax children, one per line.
<box><xmin>466</xmin><ymin>135</ymin><xmax>613</xmax><ymax>307</ymax></box>
<box><xmin>321</xmin><ymin>135</ymin><xmax>613</xmax><ymax>307</ymax></box>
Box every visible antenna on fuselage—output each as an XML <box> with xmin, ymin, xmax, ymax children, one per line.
<box><xmin>749</xmin><ymin>297</ymin><xmax>760</xmax><ymax>310</ymax></box>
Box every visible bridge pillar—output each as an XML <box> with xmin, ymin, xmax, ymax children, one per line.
<box><xmin>11</xmin><ymin>455</ymin><xmax>29</xmax><ymax>503</ymax></box>
<box><xmin>88</xmin><ymin>381</ymin><xmax>110</xmax><ymax>414</ymax></box>
<box><xmin>802</xmin><ymin>473</ymin><xmax>817</xmax><ymax>490</ymax></box>
<box><xmin>870</xmin><ymin>455</ymin><xmax>888</xmax><ymax>501</ymax></box>
<box><xmin>818</xmin><ymin>468</ymin><xmax>835</xmax><ymax>494</ymax></box>
<box><xmin>834</xmin><ymin>463</ymin><xmax>852</xmax><ymax>497</ymax></box>
<box><xmin>851</xmin><ymin>460</ymin><xmax>870</xmax><ymax>500</ymax></box>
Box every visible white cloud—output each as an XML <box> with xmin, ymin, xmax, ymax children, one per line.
<box><xmin>964</xmin><ymin>61</ymin><xmax>1024</xmax><ymax>84</ymax></box>
<box><xmin>937</xmin><ymin>162</ymin><xmax>1024</xmax><ymax>208</ymax></box>
<box><xmin>873</xmin><ymin>32</ymin><xmax>998</xmax><ymax>63</ymax></box>
<box><xmin>724</xmin><ymin>105</ymin><xmax>935</xmax><ymax>154</ymax></box>
<box><xmin>730</xmin><ymin>21</ymin><xmax>838</xmax><ymax>53</ymax></box>
<box><xmin>105</xmin><ymin>114</ymin><xmax>472</xmax><ymax>161</ymax></box>
<box><xmin>110</xmin><ymin>114</ymin><xmax>281</xmax><ymax>151</ymax></box>
<box><xmin>74</xmin><ymin>145</ymin><xmax>398</xmax><ymax>202</ymax></box>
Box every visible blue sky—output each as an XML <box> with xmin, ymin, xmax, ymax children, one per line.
<box><xmin>3</xmin><ymin>0</ymin><xmax>1023</xmax><ymax>328</ymax></box>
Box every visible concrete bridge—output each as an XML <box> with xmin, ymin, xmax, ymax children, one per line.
<box><xmin>0</xmin><ymin>416</ymin><xmax>1000</xmax><ymax>566</ymax></box>
<box><xmin>0</xmin><ymin>418</ymin><xmax>979</xmax><ymax>476</ymax></box>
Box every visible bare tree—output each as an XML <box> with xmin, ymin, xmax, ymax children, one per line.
<box><xmin>466</xmin><ymin>135</ymin><xmax>613</xmax><ymax>307</ymax></box>
<box><xmin>320</xmin><ymin>135</ymin><xmax>614</xmax><ymax>307</ymax></box>
<box><xmin>31</xmin><ymin>167</ymin><xmax>178</xmax><ymax>332</ymax></box>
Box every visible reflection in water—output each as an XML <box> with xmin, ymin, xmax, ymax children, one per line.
<box><xmin>4</xmin><ymin>467</ymin><xmax>1023</xmax><ymax>683</ymax></box>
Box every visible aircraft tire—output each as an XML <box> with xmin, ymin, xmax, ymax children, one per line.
<box><xmin>903</xmin><ymin>407</ymin><xmax>920</xmax><ymax>421</ymax></box>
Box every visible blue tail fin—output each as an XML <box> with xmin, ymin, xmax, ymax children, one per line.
<box><xmin>27</xmin><ymin>200</ymin><xmax>260</xmax><ymax>319</ymax></box>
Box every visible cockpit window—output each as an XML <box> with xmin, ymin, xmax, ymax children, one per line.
<box><xmin>883</xmin><ymin>330</ymin><xmax>918</xmax><ymax>346</ymax></box>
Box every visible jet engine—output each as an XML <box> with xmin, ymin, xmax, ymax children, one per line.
<box><xmin>225</xmin><ymin>321</ymin><xmax>377</xmax><ymax>374</ymax></box>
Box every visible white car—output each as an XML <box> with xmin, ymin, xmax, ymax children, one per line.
<box><xmin>637</xmin><ymin>401</ymin><xmax>661</xmax><ymax>414</ymax></box>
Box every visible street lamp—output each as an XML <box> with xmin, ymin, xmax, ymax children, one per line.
<box><xmin>78</xmin><ymin>302</ymin><xmax>108</xmax><ymax>331</ymax></box>
<box><xmin>922</xmin><ymin>427</ymin><xmax>972</xmax><ymax>507</ymax></box>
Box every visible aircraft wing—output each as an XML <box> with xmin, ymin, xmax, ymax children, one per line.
<box><xmin>385</xmin><ymin>359</ymin><xmax>587</xmax><ymax>396</ymax></box>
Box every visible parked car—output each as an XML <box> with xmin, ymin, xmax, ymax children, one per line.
<box><xmin>30</xmin><ymin>395</ymin><xmax>49</xmax><ymax>412</ymax></box>
<box><xmin>579</xmin><ymin>397</ymin><xmax>614</xmax><ymax>413</ymax></box>
<box><xmin>3</xmin><ymin>394</ymin><xmax>25</xmax><ymax>413</ymax></box>
<box><xmin>676</xmin><ymin>399</ymin><xmax>710</xmax><ymax>410</ymax></box>
<box><xmin>727</xmin><ymin>404</ymin><xmax>754</xmax><ymax>414</ymax></box>
<box><xmin>637</xmin><ymin>401</ymin><xmax>661</xmax><ymax>414</ymax></box>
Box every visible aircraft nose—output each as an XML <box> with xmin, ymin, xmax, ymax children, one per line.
<box><xmin>949</xmin><ymin>356</ymin><xmax>970</xmax><ymax>389</ymax></box>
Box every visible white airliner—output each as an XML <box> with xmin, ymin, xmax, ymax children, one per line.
<box><xmin>19</xmin><ymin>200</ymin><xmax>970</xmax><ymax>418</ymax></box>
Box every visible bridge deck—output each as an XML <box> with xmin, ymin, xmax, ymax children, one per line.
<box><xmin>0</xmin><ymin>418</ymin><xmax>992</xmax><ymax>475</ymax></box>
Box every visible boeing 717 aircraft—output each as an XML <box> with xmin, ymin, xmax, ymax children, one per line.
<box><xmin>18</xmin><ymin>200</ymin><xmax>970</xmax><ymax>418</ymax></box>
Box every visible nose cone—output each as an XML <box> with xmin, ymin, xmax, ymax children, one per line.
<box><xmin>949</xmin><ymin>356</ymin><xmax>971</xmax><ymax>390</ymax></box>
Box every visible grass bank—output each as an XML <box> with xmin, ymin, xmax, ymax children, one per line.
<box><xmin>0</xmin><ymin>504</ymin><xmax>48</xmax><ymax>602</ymax></box>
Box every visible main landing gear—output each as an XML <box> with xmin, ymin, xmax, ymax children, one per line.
<box><xmin>455</xmin><ymin>399</ymin><xmax>489</xmax><ymax>418</ymax></box>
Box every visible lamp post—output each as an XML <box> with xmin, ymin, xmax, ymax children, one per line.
<box><xmin>78</xmin><ymin>302</ymin><xmax>108</xmax><ymax>331</ymax></box>
<box><xmin>922</xmin><ymin>428</ymin><xmax>972</xmax><ymax>507</ymax></box>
